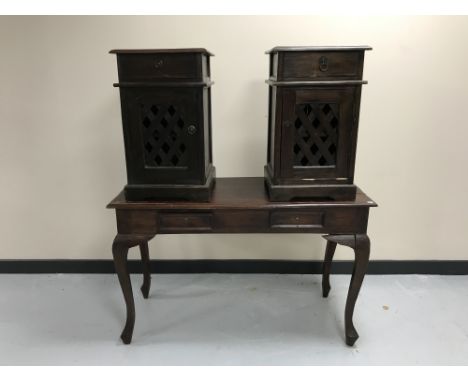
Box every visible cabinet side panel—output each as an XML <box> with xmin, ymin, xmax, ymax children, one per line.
<box><xmin>267</xmin><ymin>86</ymin><xmax>274</xmax><ymax>167</ymax></box>
<box><xmin>347</xmin><ymin>86</ymin><xmax>363</xmax><ymax>183</ymax></box>
<box><xmin>203</xmin><ymin>87</ymin><xmax>212</xmax><ymax>177</ymax></box>
<box><xmin>118</xmin><ymin>88</ymin><xmax>138</xmax><ymax>184</ymax></box>
<box><xmin>271</xmin><ymin>87</ymin><xmax>283</xmax><ymax>179</ymax></box>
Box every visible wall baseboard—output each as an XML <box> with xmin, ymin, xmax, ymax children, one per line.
<box><xmin>0</xmin><ymin>260</ymin><xmax>467</xmax><ymax>275</ymax></box>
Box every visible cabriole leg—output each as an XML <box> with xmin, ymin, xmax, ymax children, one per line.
<box><xmin>323</xmin><ymin>234</ymin><xmax>370</xmax><ymax>346</ymax></box>
<box><xmin>139</xmin><ymin>241</ymin><xmax>151</xmax><ymax>299</ymax></box>
<box><xmin>322</xmin><ymin>240</ymin><xmax>337</xmax><ymax>297</ymax></box>
<box><xmin>112</xmin><ymin>234</ymin><xmax>153</xmax><ymax>344</ymax></box>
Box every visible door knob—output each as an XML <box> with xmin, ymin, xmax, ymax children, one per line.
<box><xmin>187</xmin><ymin>125</ymin><xmax>197</xmax><ymax>135</ymax></box>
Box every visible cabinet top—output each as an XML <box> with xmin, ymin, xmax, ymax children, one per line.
<box><xmin>266</xmin><ymin>46</ymin><xmax>372</xmax><ymax>54</ymax></box>
<box><xmin>109</xmin><ymin>48</ymin><xmax>214</xmax><ymax>56</ymax></box>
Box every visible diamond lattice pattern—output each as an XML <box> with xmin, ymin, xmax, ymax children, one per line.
<box><xmin>293</xmin><ymin>103</ymin><xmax>339</xmax><ymax>167</ymax></box>
<box><xmin>141</xmin><ymin>104</ymin><xmax>188</xmax><ymax>167</ymax></box>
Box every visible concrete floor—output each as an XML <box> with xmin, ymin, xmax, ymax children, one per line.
<box><xmin>0</xmin><ymin>273</ymin><xmax>467</xmax><ymax>365</ymax></box>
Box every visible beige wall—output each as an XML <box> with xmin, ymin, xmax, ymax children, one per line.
<box><xmin>0</xmin><ymin>16</ymin><xmax>467</xmax><ymax>261</ymax></box>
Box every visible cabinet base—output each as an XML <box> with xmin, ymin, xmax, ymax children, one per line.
<box><xmin>264</xmin><ymin>167</ymin><xmax>356</xmax><ymax>201</ymax></box>
<box><xmin>124</xmin><ymin>167</ymin><xmax>216</xmax><ymax>202</ymax></box>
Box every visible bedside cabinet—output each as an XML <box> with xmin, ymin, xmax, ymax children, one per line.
<box><xmin>111</xmin><ymin>49</ymin><xmax>216</xmax><ymax>201</ymax></box>
<box><xmin>264</xmin><ymin>46</ymin><xmax>372</xmax><ymax>201</ymax></box>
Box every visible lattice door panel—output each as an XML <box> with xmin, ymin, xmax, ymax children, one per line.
<box><xmin>140</xmin><ymin>103</ymin><xmax>188</xmax><ymax>168</ymax></box>
<box><xmin>293</xmin><ymin>102</ymin><xmax>339</xmax><ymax>167</ymax></box>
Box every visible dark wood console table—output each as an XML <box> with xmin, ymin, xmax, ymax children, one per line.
<box><xmin>107</xmin><ymin>177</ymin><xmax>377</xmax><ymax>346</ymax></box>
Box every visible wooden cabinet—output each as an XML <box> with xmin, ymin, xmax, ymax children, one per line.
<box><xmin>264</xmin><ymin>46</ymin><xmax>371</xmax><ymax>201</ymax></box>
<box><xmin>111</xmin><ymin>49</ymin><xmax>215</xmax><ymax>201</ymax></box>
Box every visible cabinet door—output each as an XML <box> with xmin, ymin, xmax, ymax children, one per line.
<box><xmin>280</xmin><ymin>87</ymin><xmax>356</xmax><ymax>181</ymax></box>
<box><xmin>121</xmin><ymin>87</ymin><xmax>203</xmax><ymax>184</ymax></box>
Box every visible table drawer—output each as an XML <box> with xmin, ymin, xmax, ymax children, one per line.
<box><xmin>277</xmin><ymin>51</ymin><xmax>363</xmax><ymax>80</ymax></box>
<box><xmin>158</xmin><ymin>212</ymin><xmax>213</xmax><ymax>232</ymax></box>
<box><xmin>270</xmin><ymin>210</ymin><xmax>324</xmax><ymax>229</ymax></box>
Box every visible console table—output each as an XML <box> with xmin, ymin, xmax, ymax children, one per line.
<box><xmin>107</xmin><ymin>177</ymin><xmax>377</xmax><ymax>346</ymax></box>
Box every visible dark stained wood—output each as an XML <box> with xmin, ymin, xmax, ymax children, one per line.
<box><xmin>123</xmin><ymin>166</ymin><xmax>215</xmax><ymax>202</ymax></box>
<box><xmin>264</xmin><ymin>46</ymin><xmax>371</xmax><ymax>201</ymax></box>
<box><xmin>116</xmin><ymin>53</ymin><xmax>203</xmax><ymax>82</ymax></box>
<box><xmin>266</xmin><ymin>46</ymin><xmax>372</xmax><ymax>53</ymax></box>
<box><xmin>107</xmin><ymin>177</ymin><xmax>377</xmax><ymax>210</ymax></box>
<box><xmin>112</xmin><ymin>234</ymin><xmax>154</xmax><ymax>344</ymax></box>
<box><xmin>265</xmin><ymin>171</ymin><xmax>358</xmax><ymax>201</ymax></box>
<box><xmin>111</xmin><ymin>49</ymin><xmax>215</xmax><ymax>201</ymax></box>
<box><xmin>266</xmin><ymin>79</ymin><xmax>367</xmax><ymax>86</ymax></box>
<box><xmin>139</xmin><ymin>242</ymin><xmax>151</xmax><ymax>299</ymax></box>
<box><xmin>324</xmin><ymin>234</ymin><xmax>370</xmax><ymax>346</ymax></box>
<box><xmin>159</xmin><ymin>212</ymin><xmax>213</xmax><ymax>233</ymax></box>
<box><xmin>114</xmin><ymin>207</ymin><xmax>369</xmax><ymax>235</ymax></box>
<box><xmin>108</xmin><ymin>177</ymin><xmax>376</xmax><ymax>345</ymax></box>
<box><xmin>113</xmin><ymin>81</ymin><xmax>214</xmax><ymax>88</ymax></box>
<box><xmin>270</xmin><ymin>210</ymin><xmax>324</xmax><ymax>229</ymax></box>
<box><xmin>276</xmin><ymin>51</ymin><xmax>364</xmax><ymax>81</ymax></box>
<box><xmin>112</xmin><ymin>236</ymin><xmax>134</xmax><ymax>344</ymax></box>
<box><xmin>110</xmin><ymin>48</ymin><xmax>214</xmax><ymax>56</ymax></box>
<box><xmin>322</xmin><ymin>240</ymin><xmax>337</xmax><ymax>298</ymax></box>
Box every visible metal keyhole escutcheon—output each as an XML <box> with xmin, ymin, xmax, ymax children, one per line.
<box><xmin>319</xmin><ymin>56</ymin><xmax>328</xmax><ymax>72</ymax></box>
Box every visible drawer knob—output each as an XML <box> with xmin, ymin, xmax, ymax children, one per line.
<box><xmin>187</xmin><ymin>125</ymin><xmax>197</xmax><ymax>135</ymax></box>
<box><xmin>154</xmin><ymin>59</ymin><xmax>164</xmax><ymax>69</ymax></box>
<box><xmin>319</xmin><ymin>56</ymin><xmax>328</xmax><ymax>72</ymax></box>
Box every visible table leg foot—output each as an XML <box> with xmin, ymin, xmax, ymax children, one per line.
<box><xmin>140</xmin><ymin>284</ymin><xmax>150</xmax><ymax>300</ymax></box>
<box><xmin>121</xmin><ymin>326</ymin><xmax>133</xmax><ymax>345</ymax></box>
<box><xmin>345</xmin><ymin>327</ymin><xmax>359</xmax><ymax>346</ymax></box>
<box><xmin>323</xmin><ymin>234</ymin><xmax>370</xmax><ymax>346</ymax></box>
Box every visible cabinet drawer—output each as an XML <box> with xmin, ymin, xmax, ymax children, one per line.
<box><xmin>270</xmin><ymin>210</ymin><xmax>324</xmax><ymax>229</ymax></box>
<box><xmin>278</xmin><ymin>51</ymin><xmax>363</xmax><ymax>80</ymax></box>
<box><xmin>116</xmin><ymin>53</ymin><xmax>203</xmax><ymax>82</ymax></box>
<box><xmin>158</xmin><ymin>212</ymin><xmax>213</xmax><ymax>232</ymax></box>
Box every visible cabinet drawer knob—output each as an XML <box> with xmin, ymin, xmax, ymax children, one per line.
<box><xmin>154</xmin><ymin>59</ymin><xmax>164</xmax><ymax>69</ymax></box>
<box><xmin>187</xmin><ymin>125</ymin><xmax>197</xmax><ymax>135</ymax></box>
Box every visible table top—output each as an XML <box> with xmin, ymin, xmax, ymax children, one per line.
<box><xmin>107</xmin><ymin>177</ymin><xmax>377</xmax><ymax>210</ymax></box>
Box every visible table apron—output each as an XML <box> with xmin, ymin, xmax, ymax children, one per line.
<box><xmin>115</xmin><ymin>207</ymin><xmax>369</xmax><ymax>234</ymax></box>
